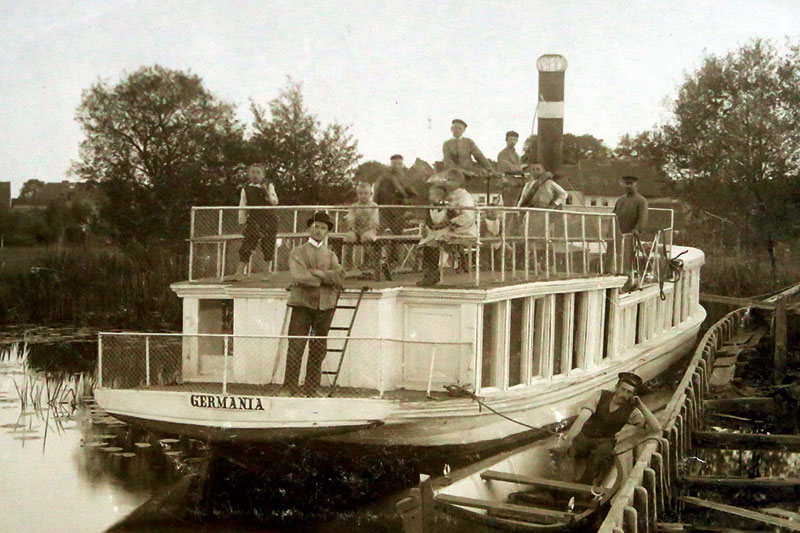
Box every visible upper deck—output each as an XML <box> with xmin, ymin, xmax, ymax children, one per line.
<box><xmin>184</xmin><ymin>203</ymin><xmax>675</xmax><ymax>292</ymax></box>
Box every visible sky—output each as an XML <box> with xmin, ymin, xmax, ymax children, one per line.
<box><xmin>2</xmin><ymin>0</ymin><xmax>800</xmax><ymax>197</ymax></box>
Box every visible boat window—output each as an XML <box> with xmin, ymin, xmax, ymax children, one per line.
<box><xmin>532</xmin><ymin>297</ymin><xmax>549</xmax><ymax>377</ymax></box>
<box><xmin>481</xmin><ymin>302</ymin><xmax>503</xmax><ymax>388</ymax></box>
<box><xmin>508</xmin><ymin>298</ymin><xmax>526</xmax><ymax>386</ymax></box>
<box><xmin>572</xmin><ymin>292</ymin><xmax>587</xmax><ymax>369</ymax></box>
<box><xmin>601</xmin><ymin>290</ymin><xmax>612</xmax><ymax>359</ymax></box>
<box><xmin>198</xmin><ymin>299</ymin><xmax>233</xmax><ymax>356</ymax></box>
<box><xmin>553</xmin><ymin>293</ymin><xmax>570</xmax><ymax>375</ymax></box>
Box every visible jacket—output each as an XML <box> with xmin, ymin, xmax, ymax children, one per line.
<box><xmin>287</xmin><ymin>241</ymin><xmax>344</xmax><ymax>310</ymax></box>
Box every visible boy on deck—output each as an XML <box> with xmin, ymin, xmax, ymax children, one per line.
<box><xmin>234</xmin><ymin>163</ymin><xmax>279</xmax><ymax>280</ymax></box>
<box><xmin>344</xmin><ymin>182</ymin><xmax>381</xmax><ymax>280</ymax></box>
<box><xmin>416</xmin><ymin>183</ymin><xmax>450</xmax><ymax>287</ymax></box>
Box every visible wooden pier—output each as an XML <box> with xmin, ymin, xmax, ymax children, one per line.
<box><xmin>598</xmin><ymin>284</ymin><xmax>800</xmax><ymax>532</ymax></box>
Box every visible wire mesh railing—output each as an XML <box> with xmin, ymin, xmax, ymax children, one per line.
<box><xmin>188</xmin><ymin>205</ymin><xmax>672</xmax><ymax>286</ymax></box>
<box><xmin>98</xmin><ymin>332</ymin><xmax>475</xmax><ymax>399</ymax></box>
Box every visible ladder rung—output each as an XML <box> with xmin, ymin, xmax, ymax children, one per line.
<box><xmin>327</xmin><ymin>348</ymin><xmax>344</xmax><ymax>352</ymax></box>
<box><xmin>328</xmin><ymin>326</ymin><xmax>351</xmax><ymax>331</ymax></box>
<box><xmin>321</xmin><ymin>371</ymin><xmax>338</xmax><ymax>375</ymax></box>
<box><xmin>336</xmin><ymin>305</ymin><xmax>357</xmax><ymax>310</ymax></box>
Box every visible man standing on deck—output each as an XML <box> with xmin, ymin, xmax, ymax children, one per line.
<box><xmin>556</xmin><ymin>372</ymin><xmax>661</xmax><ymax>485</ymax></box>
<box><xmin>374</xmin><ymin>154</ymin><xmax>412</xmax><ymax>280</ymax></box>
<box><xmin>516</xmin><ymin>163</ymin><xmax>568</xmax><ymax>209</ymax></box>
<box><xmin>497</xmin><ymin>130</ymin><xmax>523</xmax><ymax>174</ymax></box>
<box><xmin>442</xmin><ymin>119</ymin><xmax>494</xmax><ymax>176</ymax></box>
<box><xmin>285</xmin><ymin>211</ymin><xmax>344</xmax><ymax>396</ymax></box>
<box><xmin>234</xmin><ymin>163</ymin><xmax>279</xmax><ymax>280</ymax></box>
<box><xmin>614</xmin><ymin>175</ymin><xmax>649</xmax><ymax>276</ymax></box>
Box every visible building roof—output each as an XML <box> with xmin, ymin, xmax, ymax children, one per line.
<box><xmin>560</xmin><ymin>159</ymin><xmax>669</xmax><ymax>197</ymax></box>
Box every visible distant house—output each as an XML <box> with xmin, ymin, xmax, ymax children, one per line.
<box><xmin>559</xmin><ymin>159</ymin><xmax>673</xmax><ymax>208</ymax></box>
<box><xmin>12</xmin><ymin>180</ymin><xmax>103</xmax><ymax>211</ymax></box>
<box><xmin>0</xmin><ymin>182</ymin><xmax>10</xmax><ymax>211</ymax></box>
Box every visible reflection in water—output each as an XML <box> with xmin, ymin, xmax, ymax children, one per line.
<box><xmin>0</xmin><ymin>342</ymin><xmax>211</xmax><ymax>533</ymax></box>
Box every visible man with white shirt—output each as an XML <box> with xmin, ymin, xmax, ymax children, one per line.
<box><xmin>284</xmin><ymin>211</ymin><xmax>345</xmax><ymax>396</ymax></box>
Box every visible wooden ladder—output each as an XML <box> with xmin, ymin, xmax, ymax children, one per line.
<box><xmin>322</xmin><ymin>287</ymin><xmax>368</xmax><ymax>396</ymax></box>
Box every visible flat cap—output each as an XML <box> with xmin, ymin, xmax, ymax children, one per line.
<box><xmin>506</xmin><ymin>130</ymin><xmax>519</xmax><ymax>138</ymax></box>
<box><xmin>620</xmin><ymin>175</ymin><xmax>639</xmax><ymax>183</ymax></box>
<box><xmin>618</xmin><ymin>372</ymin><xmax>643</xmax><ymax>390</ymax></box>
<box><xmin>451</xmin><ymin>118</ymin><xmax>468</xmax><ymax>127</ymax></box>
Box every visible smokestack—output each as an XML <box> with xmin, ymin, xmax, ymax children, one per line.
<box><xmin>536</xmin><ymin>54</ymin><xmax>568</xmax><ymax>172</ymax></box>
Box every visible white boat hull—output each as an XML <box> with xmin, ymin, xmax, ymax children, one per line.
<box><xmin>95</xmin><ymin>310</ymin><xmax>703</xmax><ymax>448</ymax></box>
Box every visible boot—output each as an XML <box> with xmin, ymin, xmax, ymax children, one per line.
<box><xmin>416</xmin><ymin>246</ymin><xmax>440</xmax><ymax>287</ymax></box>
<box><xmin>234</xmin><ymin>261</ymin><xmax>247</xmax><ymax>280</ymax></box>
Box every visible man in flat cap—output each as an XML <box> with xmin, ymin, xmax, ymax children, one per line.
<box><xmin>556</xmin><ymin>371</ymin><xmax>661</xmax><ymax>484</ymax></box>
<box><xmin>614</xmin><ymin>175</ymin><xmax>649</xmax><ymax>276</ymax></box>
<box><xmin>496</xmin><ymin>131</ymin><xmax>523</xmax><ymax>174</ymax></box>
<box><xmin>284</xmin><ymin>211</ymin><xmax>344</xmax><ymax>396</ymax></box>
<box><xmin>442</xmin><ymin>119</ymin><xmax>494</xmax><ymax>176</ymax></box>
<box><xmin>374</xmin><ymin>154</ymin><xmax>413</xmax><ymax>280</ymax></box>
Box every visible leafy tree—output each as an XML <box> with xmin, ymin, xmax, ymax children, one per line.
<box><xmin>522</xmin><ymin>133</ymin><xmax>611</xmax><ymax>165</ymax></box>
<box><xmin>354</xmin><ymin>160</ymin><xmax>390</xmax><ymax>184</ymax></box>
<box><xmin>73</xmin><ymin>65</ymin><xmax>247</xmax><ymax>244</ymax></box>
<box><xmin>640</xmin><ymin>39</ymin><xmax>800</xmax><ymax>271</ymax></box>
<box><xmin>249</xmin><ymin>80</ymin><xmax>360</xmax><ymax>205</ymax></box>
<box><xmin>19</xmin><ymin>179</ymin><xmax>45</xmax><ymax>200</ymax></box>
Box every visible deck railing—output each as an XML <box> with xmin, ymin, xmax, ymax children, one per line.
<box><xmin>97</xmin><ymin>332</ymin><xmax>474</xmax><ymax>399</ymax></box>
<box><xmin>597</xmin><ymin>307</ymin><xmax>747</xmax><ymax>532</ymax></box>
<box><xmin>188</xmin><ymin>205</ymin><xmax>674</xmax><ymax>287</ymax></box>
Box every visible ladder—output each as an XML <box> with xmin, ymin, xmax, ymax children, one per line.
<box><xmin>322</xmin><ymin>286</ymin><xmax>368</xmax><ymax>397</ymax></box>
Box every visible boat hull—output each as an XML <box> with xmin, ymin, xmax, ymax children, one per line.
<box><xmin>95</xmin><ymin>310</ymin><xmax>703</xmax><ymax>449</ymax></box>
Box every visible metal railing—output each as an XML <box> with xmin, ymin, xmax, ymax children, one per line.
<box><xmin>598</xmin><ymin>307</ymin><xmax>748</xmax><ymax>532</ymax></box>
<box><xmin>187</xmin><ymin>205</ymin><xmax>674</xmax><ymax>286</ymax></box>
<box><xmin>97</xmin><ymin>332</ymin><xmax>474</xmax><ymax>399</ymax></box>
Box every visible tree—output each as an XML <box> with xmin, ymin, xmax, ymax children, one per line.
<box><xmin>19</xmin><ymin>179</ymin><xmax>45</xmax><ymax>200</ymax></box>
<box><xmin>522</xmin><ymin>133</ymin><xmax>611</xmax><ymax>165</ymax></box>
<box><xmin>73</xmin><ymin>65</ymin><xmax>247</xmax><ymax>245</ymax></box>
<box><xmin>643</xmin><ymin>39</ymin><xmax>800</xmax><ymax>271</ymax></box>
<box><xmin>249</xmin><ymin>80</ymin><xmax>360</xmax><ymax>205</ymax></box>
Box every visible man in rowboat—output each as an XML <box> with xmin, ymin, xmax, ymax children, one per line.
<box><xmin>555</xmin><ymin>372</ymin><xmax>661</xmax><ymax>484</ymax></box>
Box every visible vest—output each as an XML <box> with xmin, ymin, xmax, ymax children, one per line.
<box><xmin>581</xmin><ymin>390</ymin><xmax>636</xmax><ymax>440</ymax></box>
<box><xmin>243</xmin><ymin>183</ymin><xmax>272</xmax><ymax>206</ymax></box>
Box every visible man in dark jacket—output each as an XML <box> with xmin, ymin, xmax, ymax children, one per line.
<box><xmin>284</xmin><ymin>211</ymin><xmax>345</xmax><ymax>396</ymax></box>
<box><xmin>614</xmin><ymin>175</ymin><xmax>649</xmax><ymax>276</ymax></box>
<box><xmin>557</xmin><ymin>372</ymin><xmax>661</xmax><ymax>484</ymax></box>
<box><xmin>373</xmin><ymin>154</ymin><xmax>412</xmax><ymax>279</ymax></box>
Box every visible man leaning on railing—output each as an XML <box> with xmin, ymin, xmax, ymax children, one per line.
<box><xmin>614</xmin><ymin>175</ymin><xmax>649</xmax><ymax>279</ymax></box>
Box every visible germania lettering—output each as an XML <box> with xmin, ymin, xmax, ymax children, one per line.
<box><xmin>190</xmin><ymin>394</ymin><xmax>265</xmax><ymax>411</ymax></box>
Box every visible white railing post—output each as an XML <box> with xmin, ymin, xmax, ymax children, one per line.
<box><xmin>524</xmin><ymin>211</ymin><xmax>530</xmax><ymax>280</ymax></box>
<box><xmin>222</xmin><ymin>335</ymin><xmax>229</xmax><ymax>395</ymax></box>
<box><xmin>426</xmin><ymin>346</ymin><xmax>438</xmax><ymax>397</ymax></box>
<box><xmin>145</xmin><ymin>336</ymin><xmax>151</xmax><ymax>386</ymax></box>
<box><xmin>581</xmin><ymin>214</ymin><xmax>588</xmax><ymax>274</ymax></box>
<box><xmin>544</xmin><ymin>211</ymin><xmax>550</xmax><ymax>278</ymax></box>
<box><xmin>563</xmin><ymin>212</ymin><xmax>571</xmax><ymax>276</ymax></box>
<box><xmin>500</xmin><ymin>210</ymin><xmax>506</xmax><ymax>282</ymax></box>
<box><xmin>97</xmin><ymin>333</ymin><xmax>103</xmax><ymax>388</ymax></box>
<box><xmin>189</xmin><ymin>208</ymin><xmax>195</xmax><ymax>281</ymax></box>
<box><xmin>475</xmin><ymin>209</ymin><xmax>481</xmax><ymax>287</ymax></box>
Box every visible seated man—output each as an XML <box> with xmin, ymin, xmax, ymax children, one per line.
<box><xmin>442</xmin><ymin>119</ymin><xmax>494</xmax><ymax>177</ymax></box>
<box><xmin>344</xmin><ymin>181</ymin><xmax>380</xmax><ymax>279</ymax></box>
<box><xmin>416</xmin><ymin>184</ymin><xmax>450</xmax><ymax>287</ymax></box>
<box><xmin>285</xmin><ymin>212</ymin><xmax>345</xmax><ymax>396</ymax></box>
<box><xmin>516</xmin><ymin>163</ymin><xmax>568</xmax><ymax>209</ymax></box>
<box><xmin>556</xmin><ymin>372</ymin><xmax>661</xmax><ymax>485</ymax></box>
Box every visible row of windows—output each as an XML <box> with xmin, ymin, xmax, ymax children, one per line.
<box><xmin>478</xmin><ymin>272</ymin><xmax>694</xmax><ymax>391</ymax></box>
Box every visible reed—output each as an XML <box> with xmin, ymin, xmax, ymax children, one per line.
<box><xmin>0</xmin><ymin>246</ymin><xmax>184</xmax><ymax>330</ymax></box>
